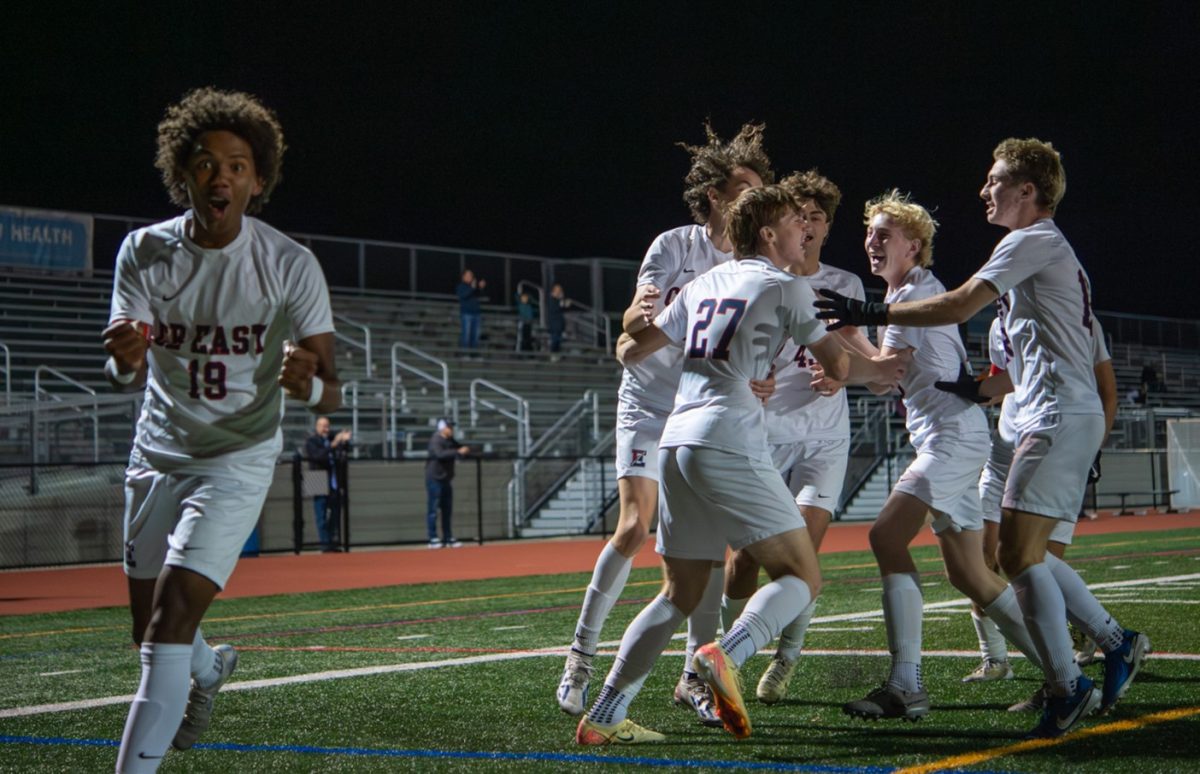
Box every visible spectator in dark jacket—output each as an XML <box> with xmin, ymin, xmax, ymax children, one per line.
<box><xmin>425</xmin><ymin>418</ymin><xmax>470</xmax><ymax>547</ymax></box>
<box><xmin>305</xmin><ymin>416</ymin><xmax>351</xmax><ymax>552</ymax></box>
<box><xmin>515</xmin><ymin>290</ymin><xmax>537</xmax><ymax>353</ymax></box>
<box><xmin>457</xmin><ymin>269</ymin><xmax>487</xmax><ymax>350</ymax></box>
<box><xmin>546</xmin><ymin>282</ymin><xmax>573</xmax><ymax>355</ymax></box>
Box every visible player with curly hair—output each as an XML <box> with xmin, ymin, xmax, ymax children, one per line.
<box><xmin>105</xmin><ymin>87</ymin><xmax>339</xmax><ymax>772</ymax></box>
<box><xmin>717</xmin><ymin>169</ymin><xmax>870</xmax><ymax>704</ymax></box>
<box><xmin>556</xmin><ymin>122</ymin><xmax>774</xmax><ymax>728</ymax></box>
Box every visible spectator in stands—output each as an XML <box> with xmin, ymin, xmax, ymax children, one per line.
<box><xmin>457</xmin><ymin>269</ymin><xmax>486</xmax><ymax>350</ymax></box>
<box><xmin>546</xmin><ymin>282</ymin><xmax>574</xmax><ymax>356</ymax></box>
<box><xmin>103</xmin><ymin>87</ymin><xmax>340</xmax><ymax>769</ymax></box>
<box><xmin>1140</xmin><ymin>361</ymin><xmax>1160</xmax><ymax>393</ymax></box>
<box><xmin>515</xmin><ymin>290</ymin><xmax>537</xmax><ymax>353</ymax></box>
<box><xmin>304</xmin><ymin>416</ymin><xmax>351</xmax><ymax>552</ymax></box>
<box><xmin>425</xmin><ymin>418</ymin><xmax>470</xmax><ymax>548</ymax></box>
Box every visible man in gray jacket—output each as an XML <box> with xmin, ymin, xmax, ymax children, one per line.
<box><xmin>425</xmin><ymin>418</ymin><xmax>470</xmax><ymax>548</ymax></box>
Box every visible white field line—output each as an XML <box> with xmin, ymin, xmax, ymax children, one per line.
<box><xmin>3</xmin><ymin>572</ymin><xmax>1198</xmax><ymax>720</ymax></box>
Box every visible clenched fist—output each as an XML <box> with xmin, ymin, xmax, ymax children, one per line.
<box><xmin>279</xmin><ymin>340</ymin><xmax>320</xmax><ymax>402</ymax></box>
<box><xmin>102</xmin><ymin>320</ymin><xmax>151</xmax><ymax>374</ymax></box>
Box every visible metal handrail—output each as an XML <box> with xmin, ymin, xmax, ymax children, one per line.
<box><xmin>0</xmin><ymin>341</ymin><xmax>10</xmax><ymax>406</ymax></box>
<box><xmin>469</xmin><ymin>378</ymin><xmax>530</xmax><ymax>456</ymax></box>
<box><xmin>33</xmin><ymin>365</ymin><xmax>99</xmax><ymax>463</ymax></box>
<box><xmin>512</xmin><ymin>390</ymin><xmax>602</xmax><ymax>529</ymax></box>
<box><xmin>553</xmin><ymin>296</ymin><xmax>613</xmax><ymax>354</ymax></box>
<box><xmin>333</xmin><ymin>313</ymin><xmax>373</xmax><ymax>379</ymax></box>
<box><xmin>390</xmin><ymin>342</ymin><xmax>451</xmax><ymax>417</ymax></box>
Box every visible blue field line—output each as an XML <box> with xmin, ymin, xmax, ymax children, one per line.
<box><xmin>0</xmin><ymin>734</ymin><xmax>1018</xmax><ymax>773</ymax></box>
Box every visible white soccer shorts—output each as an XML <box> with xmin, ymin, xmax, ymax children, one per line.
<box><xmin>614</xmin><ymin>399</ymin><xmax>668</xmax><ymax>481</ymax></box>
<box><xmin>770</xmin><ymin>437</ymin><xmax>850</xmax><ymax>513</ymax></box>
<box><xmin>894</xmin><ymin>427</ymin><xmax>991</xmax><ymax>534</ymax></box>
<box><xmin>1004</xmin><ymin>413</ymin><xmax>1104</xmax><ymax>523</ymax></box>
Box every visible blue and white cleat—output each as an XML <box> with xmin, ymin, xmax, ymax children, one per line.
<box><xmin>1100</xmin><ymin>629</ymin><xmax>1150</xmax><ymax>714</ymax></box>
<box><xmin>1026</xmin><ymin>676</ymin><xmax>1100</xmax><ymax>739</ymax></box>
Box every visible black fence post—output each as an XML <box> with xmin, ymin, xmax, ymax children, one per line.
<box><xmin>339</xmin><ymin>454</ymin><xmax>351</xmax><ymax>552</ymax></box>
<box><xmin>291</xmin><ymin>451</ymin><xmax>303</xmax><ymax>555</ymax></box>
<box><xmin>475</xmin><ymin>455</ymin><xmax>483</xmax><ymax>545</ymax></box>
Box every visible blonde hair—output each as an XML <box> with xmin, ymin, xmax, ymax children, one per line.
<box><xmin>726</xmin><ymin>185</ymin><xmax>798</xmax><ymax>258</ymax></box>
<box><xmin>993</xmin><ymin>137</ymin><xmax>1066</xmax><ymax>214</ymax></box>
<box><xmin>863</xmin><ymin>189</ymin><xmax>938</xmax><ymax>268</ymax></box>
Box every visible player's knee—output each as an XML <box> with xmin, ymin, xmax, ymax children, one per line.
<box><xmin>612</xmin><ymin>518</ymin><xmax>649</xmax><ymax>555</ymax></box>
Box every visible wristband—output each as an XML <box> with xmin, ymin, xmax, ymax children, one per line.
<box><xmin>305</xmin><ymin>375</ymin><xmax>325</xmax><ymax>408</ymax></box>
<box><xmin>106</xmin><ymin>357</ymin><xmax>137</xmax><ymax>385</ymax></box>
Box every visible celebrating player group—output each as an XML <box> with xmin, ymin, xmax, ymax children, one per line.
<box><xmin>557</xmin><ymin>124</ymin><xmax>1148</xmax><ymax>745</ymax></box>
<box><xmin>102</xmin><ymin>87</ymin><xmax>1147</xmax><ymax>772</ymax></box>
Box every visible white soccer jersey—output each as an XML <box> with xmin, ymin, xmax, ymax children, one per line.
<box><xmin>882</xmin><ymin>266</ymin><xmax>984</xmax><ymax>448</ymax></box>
<box><xmin>973</xmin><ymin>218</ymin><xmax>1103</xmax><ymax>432</ymax></box>
<box><xmin>766</xmin><ymin>263</ymin><xmax>865</xmax><ymax>443</ymax></box>
<box><xmin>990</xmin><ymin>310</ymin><xmax>1109</xmax><ymax>446</ymax></box>
<box><xmin>109</xmin><ymin>214</ymin><xmax>335</xmax><ymax>460</ymax></box>
<box><xmin>656</xmin><ymin>257</ymin><xmax>827</xmax><ymax>459</ymax></box>
<box><xmin>617</xmin><ymin>225</ymin><xmax>734</xmax><ymax>414</ymax></box>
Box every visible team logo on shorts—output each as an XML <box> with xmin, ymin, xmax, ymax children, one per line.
<box><xmin>630</xmin><ymin>449</ymin><xmax>647</xmax><ymax>468</ymax></box>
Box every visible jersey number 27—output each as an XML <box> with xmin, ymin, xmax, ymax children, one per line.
<box><xmin>688</xmin><ymin>298</ymin><xmax>747</xmax><ymax>360</ymax></box>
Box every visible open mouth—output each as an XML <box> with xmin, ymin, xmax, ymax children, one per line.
<box><xmin>207</xmin><ymin>195</ymin><xmax>231</xmax><ymax>218</ymax></box>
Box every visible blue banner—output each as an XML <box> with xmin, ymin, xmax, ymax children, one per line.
<box><xmin>0</xmin><ymin>206</ymin><xmax>93</xmax><ymax>271</ymax></box>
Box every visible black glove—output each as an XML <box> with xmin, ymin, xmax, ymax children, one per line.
<box><xmin>934</xmin><ymin>364</ymin><xmax>989</xmax><ymax>404</ymax></box>
<box><xmin>1087</xmin><ymin>450</ymin><xmax>1102</xmax><ymax>484</ymax></box>
<box><xmin>814</xmin><ymin>288</ymin><xmax>889</xmax><ymax>330</ymax></box>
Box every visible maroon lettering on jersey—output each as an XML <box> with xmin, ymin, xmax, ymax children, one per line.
<box><xmin>190</xmin><ymin>325</ymin><xmax>211</xmax><ymax>354</ymax></box>
<box><xmin>168</xmin><ymin>323</ymin><xmax>187</xmax><ymax>350</ymax></box>
<box><xmin>231</xmin><ymin>325</ymin><xmax>250</xmax><ymax>355</ymax></box>
<box><xmin>209</xmin><ymin>325</ymin><xmax>230</xmax><ymax>356</ymax></box>
<box><xmin>663</xmin><ymin>287</ymin><xmax>681</xmax><ymax>306</ymax></box>
<box><xmin>251</xmin><ymin>324</ymin><xmax>267</xmax><ymax>354</ymax></box>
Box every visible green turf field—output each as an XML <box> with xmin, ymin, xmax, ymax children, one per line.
<box><xmin>2</xmin><ymin>529</ymin><xmax>1198</xmax><ymax>772</ymax></box>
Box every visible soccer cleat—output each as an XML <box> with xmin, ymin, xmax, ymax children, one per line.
<box><xmin>961</xmin><ymin>658</ymin><xmax>1015</xmax><ymax>683</ymax></box>
<box><xmin>756</xmin><ymin>654</ymin><xmax>798</xmax><ymax>704</ymax></box>
<box><xmin>172</xmin><ymin>644</ymin><xmax>238</xmax><ymax>751</ymax></box>
<box><xmin>843</xmin><ymin>684</ymin><xmax>930</xmax><ymax>721</ymax></box>
<box><xmin>1099</xmin><ymin>629</ymin><xmax>1150</xmax><ymax>714</ymax></box>
<box><xmin>556</xmin><ymin>650</ymin><xmax>594</xmax><ymax>716</ymax></box>
<box><xmin>576</xmin><ymin>716</ymin><xmax>665</xmax><ymax>745</ymax></box>
<box><xmin>673</xmin><ymin>674</ymin><xmax>723</xmax><ymax>727</ymax></box>
<box><xmin>1008</xmin><ymin>683</ymin><xmax>1050</xmax><ymax>713</ymax></box>
<box><xmin>692</xmin><ymin>642</ymin><xmax>752</xmax><ymax>739</ymax></box>
<box><xmin>1070</xmin><ymin>624</ymin><xmax>1101</xmax><ymax>666</ymax></box>
<box><xmin>1026</xmin><ymin>676</ymin><xmax>1100</xmax><ymax>738</ymax></box>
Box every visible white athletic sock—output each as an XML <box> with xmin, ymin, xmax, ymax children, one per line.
<box><xmin>574</xmin><ymin>542</ymin><xmax>633</xmax><ymax>655</ymax></box>
<box><xmin>970</xmin><ymin>609</ymin><xmax>1008</xmax><ymax>663</ymax></box>
<box><xmin>1011</xmin><ymin>562</ymin><xmax>1081</xmax><ymax>696</ymax></box>
<box><xmin>777</xmin><ymin>599</ymin><xmax>817</xmax><ymax>661</ymax></box>
<box><xmin>115</xmin><ymin>643</ymin><xmax>192</xmax><ymax>773</ymax></box>
<box><xmin>189</xmin><ymin>628</ymin><xmax>221</xmax><ymax>689</ymax></box>
<box><xmin>983</xmin><ymin>585</ymin><xmax>1044</xmax><ymax>671</ymax></box>
<box><xmin>882</xmin><ymin>573</ymin><xmax>924</xmax><ymax>693</ymax></box>
<box><xmin>586</xmin><ymin>594</ymin><xmax>684</xmax><ymax>726</ymax></box>
<box><xmin>720</xmin><ymin>594</ymin><xmax>750</xmax><ymax>634</ymax></box>
<box><xmin>683</xmin><ymin>566</ymin><xmax>724</xmax><ymax>678</ymax></box>
<box><xmin>719</xmin><ymin>575</ymin><xmax>811</xmax><ymax>667</ymax></box>
<box><xmin>1043</xmin><ymin>552</ymin><xmax>1124</xmax><ymax>652</ymax></box>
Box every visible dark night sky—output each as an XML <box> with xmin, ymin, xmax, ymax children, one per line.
<box><xmin>3</xmin><ymin>2</ymin><xmax>1196</xmax><ymax>318</ymax></box>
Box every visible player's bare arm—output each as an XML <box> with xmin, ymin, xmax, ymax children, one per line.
<box><xmin>280</xmin><ymin>332</ymin><xmax>341</xmax><ymax>414</ymax></box>
<box><xmin>808</xmin><ymin>335</ymin><xmax>906</xmax><ymax>388</ymax></box>
<box><xmin>102</xmin><ymin>320</ymin><xmax>150</xmax><ymax>392</ymax></box>
<box><xmin>622</xmin><ymin>284</ymin><xmax>661</xmax><ymax>333</ymax></box>
<box><xmin>816</xmin><ymin>278</ymin><xmax>998</xmax><ymax>329</ymax></box>
<box><xmin>616</xmin><ymin>324</ymin><xmax>671</xmax><ymax>367</ymax></box>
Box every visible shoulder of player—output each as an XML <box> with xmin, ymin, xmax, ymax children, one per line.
<box><xmin>123</xmin><ymin>215</ymin><xmax>187</xmax><ymax>266</ymax></box>
<box><xmin>646</xmin><ymin>224</ymin><xmax>698</xmax><ymax>253</ymax></box>
<box><xmin>244</xmin><ymin>218</ymin><xmax>320</xmax><ymax>266</ymax></box>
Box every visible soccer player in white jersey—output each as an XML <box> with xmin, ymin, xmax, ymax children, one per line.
<box><xmin>557</xmin><ymin>123</ymin><xmax>774</xmax><ymax>726</ymax></box>
<box><xmin>806</xmin><ymin>191</ymin><xmax>1041</xmax><ymax>722</ymax></box>
<box><xmin>574</xmin><ymin>186</ymin><xmax>905</xmax><ymax>744</ymax></box>
<box><xmin>716</xmin><ymin>170</ymin><xmax>866</xmax><ymax>704</ymax></box>
<box><xmin>103</xmin><ymin>88</ymin><xmax>339</xmax><ymax>772</ymax></box>
<box><xmin>942</xmin><ymin>311</ymin><xmax>1118</xmax><ymax>698</ymax></box>
<box><xmin>816</xmin><ymin>139</ymin><xmax>1149</xmax><ymax>738</ymax></box>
